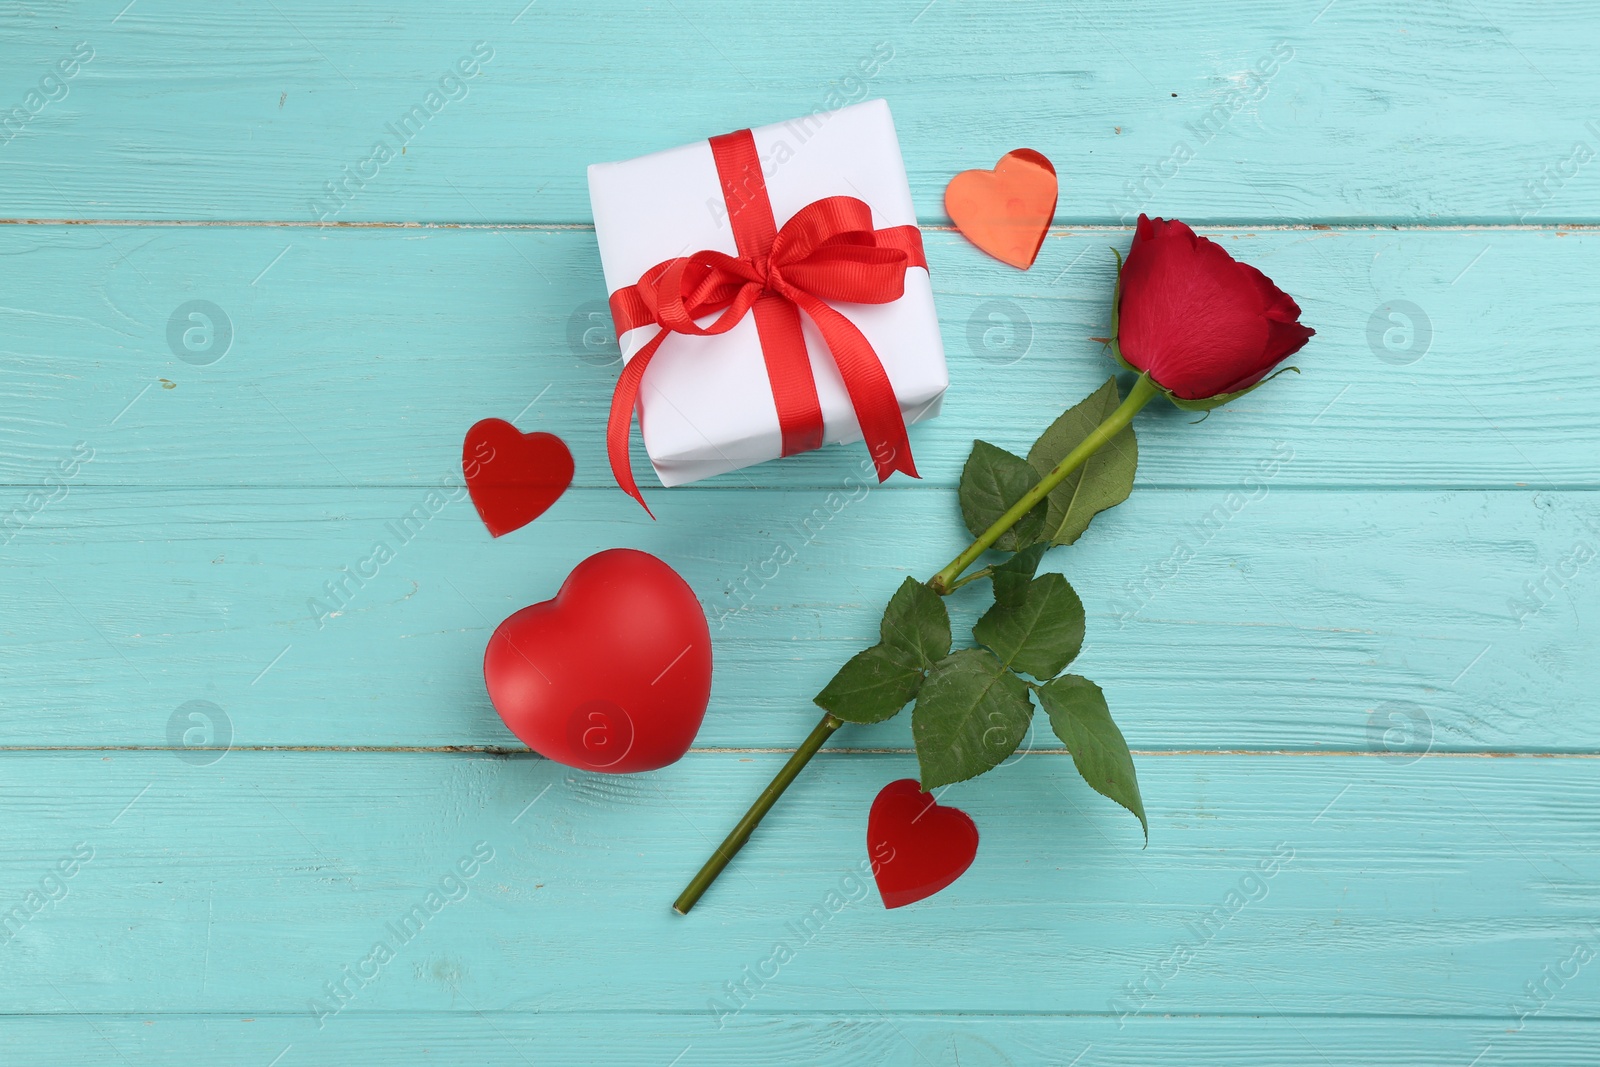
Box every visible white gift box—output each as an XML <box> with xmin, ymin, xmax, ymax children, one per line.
<box><xmin>587</xmin><ymin>98</ymin><xmax>947</xmax><ymax>487</ymax></box>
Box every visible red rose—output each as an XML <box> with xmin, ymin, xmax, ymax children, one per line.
<box><xmin>1116</xmin><ymin>215</ymin><xmax>1314</xmax><ymax>402</ymax></box>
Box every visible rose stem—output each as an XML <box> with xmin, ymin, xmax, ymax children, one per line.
<box><xmin>928</xmin><ymin>372</ymin><xmax>1158</xmax><ymax>593</ymax></box>
<box><xmin>671</xmin><ymin>372</ymin><xmax>1160</xmax><ymax>914</ymax></box>
<box><xmin>673</xmin><ymin>711</ymin><xmax>844</xmax><ymax>914</ymax></box>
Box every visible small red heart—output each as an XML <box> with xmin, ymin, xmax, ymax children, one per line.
<box><xmin>463</xmin><ymin>418</ymin><xmax>574</xmax><ymax>537</ymax></box>
<box><xmin>867</xmin><ymin>779</ymin><xmax>979</xmax><ymax>909</ymax></box>
<box><xmin>945</xmin><ymin>149</ymin><xmax>1058</xmax><ymax>270</ymax></box>
<box><xmin>483</xmin><ymin>548</ymin><xmax>713</xmax><ymax>773</ymax></box>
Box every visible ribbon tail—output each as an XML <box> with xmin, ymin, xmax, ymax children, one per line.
<box><xmin>786</xmin><ymin>292</ymin><xmax>919</xmax><ymax>483</ymax></box>
<box><xmin>605</xmin><ymin>330</ymin><xmax>669</xmax><ymax>517</ymax></box>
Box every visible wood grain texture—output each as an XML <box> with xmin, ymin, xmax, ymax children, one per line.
<box><xmin>0</xmin><ymin>1</ymin><xmax>1596</xmax><ymax>224</ymax></box>
<box><xmin>5</xmin><ymin>1015</ymin><xmax>1600</xmax><ymax>1067</ymax></box>
<box><xmin>2</xmin><ymin>487</ymin><xmax>1594</xmax><ymax>752</ymax></box>
<box><xmin>3</xmin><ymin>751</ymin><xmax>1597</xmax><ymax>1019</ymax></box>
<box><xmin>4</xmin><ymin>0</ymin><xmax>1599</xmax><ymax>1061</ymax></box>
<box><xmin>1</xmin><ymin>226</ymin><xmax>1596</xmax><ymax>490</ymax></box>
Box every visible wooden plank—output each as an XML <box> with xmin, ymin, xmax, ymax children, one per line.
<box><xmin>6</xmin><ymin>0</ymin><xmax>1594</xmax><ymax>1057</ymax></box>
<box><xmin>1</xmin><ymin>1</ymin><xmax>1596</xmax><ymax>224</ymax></box>
<box><xmin>3</xmin><ymin>1013</ymin><xmax>1598</xmax><ymax>1067</ymax></box>
<box><xmin>1</xmin><ymin>751</ymin><xmax>1596</xmax><ymax>1018</ymax></box>
<box><xmin>1</xmin><ymin>226</ymin><xmax>1596</xmax><ymax>490</ymax></box>
<box><xmin>2</xmin><ymin>486</ymin><xmax>1593</xmax><ymax>751</ymax></box>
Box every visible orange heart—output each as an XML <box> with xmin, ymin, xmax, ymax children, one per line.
<box><xmin>945</xmin><ymin>149</ymin><xmax>1057</xmax><ymax>270</ymax></box>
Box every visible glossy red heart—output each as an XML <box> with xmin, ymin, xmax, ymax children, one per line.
<box><xmin>483</xmin><ymin>548</ymin><xmax>712</xmax><ymax>773</ymax></box>
<box><xmin>945</xmin><ymin>149</ymin><xmax>1058</xmax><ymax>269</ymax></box>
<box><xmin>463</xmin><ymin>418</ymin><xmax>574</xmax><ymax>537</ymax></box>
<box><xmin>867</xmin><ymin>779</ymin><xmax>980</xmax><ymax>908</ymax></box>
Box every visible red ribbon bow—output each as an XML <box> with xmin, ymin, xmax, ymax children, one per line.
<box><xmin>606</xmin><ymin>128</ymin><xmax>926</xmax><ymax>513</ymax></box>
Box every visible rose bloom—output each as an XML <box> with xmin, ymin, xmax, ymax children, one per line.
<box><xmin>1117</xmin><ymin>215</ymin><xmax>1314</xmax><ymax>401</ymax></box>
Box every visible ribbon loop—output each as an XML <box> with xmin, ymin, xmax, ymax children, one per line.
<box><xmin>605</xmin><ymin>129</ymin><xmax>928</xmax><ymax>512</ymax></box>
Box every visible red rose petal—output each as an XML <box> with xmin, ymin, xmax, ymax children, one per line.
<box><xmin>1117</xmin><ymin>215</ymin><xmax>1314</xmax><ymax>401</ymax></box>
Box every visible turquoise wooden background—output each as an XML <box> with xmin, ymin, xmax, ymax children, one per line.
<box><xmin>4</xmin><ymin>0</ymin><xmax>1598</xmax><ymax>1063</ymax></box>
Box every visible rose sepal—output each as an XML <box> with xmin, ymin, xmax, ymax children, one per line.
<box><xmin>1156</xmin><ymin>360</ymin><xmax>1301</xmax><ymax>412</ymax></box>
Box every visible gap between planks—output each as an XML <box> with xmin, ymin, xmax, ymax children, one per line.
<box><xmin>0</xmin><ymin>746</ymin><xmax>1595</xmax><ymax>757</ymax></box>
<box><xmin>2</xmin><ymin>219</ymin><xmax>1599</xmax><ymax>232</ymax></box>
<box><xmin>2</xmin><ymin>486</ymin><xmax>1595</xmax><ymax>495</ymax></box>
<box><xmin>0</xmin><ymin>1009</ymin><xmax>1593</xmax><ymax>1021</ymax></box>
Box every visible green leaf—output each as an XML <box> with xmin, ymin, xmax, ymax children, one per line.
<box><xmin>1038</xmin><ymin>674</ymin><xmax>1147</xmax><ymax>841</ymax></box>
<box><xmin>815</xmin><ymin>645</ymin><xmax>927</xmax><ymax>724</ymax></box>
<box><xmin>973</xmin><ymin>572</ymin><xmax>1086</xmax><ymax>680</ymax></box>
<box><xmin>958</xmin><ymin>440</ymin><xmax>1047</xmax><ymax>551</ymax></box>
<box><xmin>988</xmin><ymin>543</ymin><xmax>1050</xmax><ymax>607</ymax></box>
<box><xmin>814</xmin><ymin>578</ymin><xmax>951</xmax><ymax>725</ymax></box>
<box><xmin>1027</xmin><ymin>377</ymin><xmax>1138</xmax><ymax>546</ymax></box>
<box><xmin>878</xmin><ymin>577</ymin><xmax>951</xmax><ymax>671</ymax></box>
<box><xmin>912</xmin><ymin>648</ymin><xmax>1035</xmax><ymax>789</ymax></box>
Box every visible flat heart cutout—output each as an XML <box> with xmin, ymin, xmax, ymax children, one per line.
<box><xmin>945</xmin><ymin>149</ymin><xmax>1058</xmax><ymax>269</ymax></box>
<box><xmin>867</xmin><ymin>779</ymin><xmax>979</xmax><ymax>909</ymax></box>
<box><xmin>484</xmin><ymin>548</ymin><xmax>712</xmax><ymax>773</ymax></box>
<box><xmin>462</xmin><ymin>418</ymin><xmax>574</xmax><ymax>537</ymax></box>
